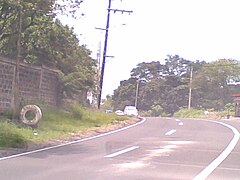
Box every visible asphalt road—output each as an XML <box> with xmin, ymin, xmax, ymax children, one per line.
<box><xmin>0</xmin><ymin>117</ymin><xmax>240</xmax><ymax>180</ymax></box>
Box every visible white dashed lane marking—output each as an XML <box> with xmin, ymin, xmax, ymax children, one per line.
<box><xmin>104</xmin><ymin>146</ymin><xmax>139</xmax><ymax>158</ymax></box>
<box><xmin>165</xmin><ymin>129</ymin><xmax>176</xmax><ymax>136</ymax></box>
<box><xmin>179</xmin><ymin>122</ymin><xmax>184</xmax><ymax>126</ymax></box>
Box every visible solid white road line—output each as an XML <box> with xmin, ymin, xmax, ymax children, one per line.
<box><xmin>193</xmin><ymin>120</ymin><xmax>240</xmax><ymax>180</ymax></box>
<box><xmin>165</xmin><ymin>129</ymin><xmax>176</xmax><ymax>136</ymax></box>
<box><xmin>0</xmin><ymin>118</ymin><xmax>146</xmax><ymax>161</ymax></box>
<box><xmin>104</xmin><ymin>146</ymin><xmax>139</xmax><ymax>158</ymax></box>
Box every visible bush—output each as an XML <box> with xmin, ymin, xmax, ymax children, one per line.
<box><xmin>174</xmin><ymin>108</ymin><xmax>204</xmax><ymax>118</ymax></box>
<box><xmin>0</xmin><ymin>121</ymin><xmax>27</xmax><ymax>148</ymax></box>
<box><xmin>68</xmin><ymin>103</ymin><xmax>86</xmax><ymax>119</ymax></box>
<box><xmin>0</xmin><ymin>103</ymin><xmax>130</xmax><ymax>148</ymax></box>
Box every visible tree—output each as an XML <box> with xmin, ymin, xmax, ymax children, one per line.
<box><xmin>112</xmin><ymin>55</ymin><xmax>201</xmax><ymax>116</ymax></box>
<box><xmin>0</xmin><ymin>0</ymin><xmax>55</xmax><ymax>56</ymax></box>
<box><xmin>0</xmin><ymin>0</ymin><xmax>84</xmax><ymax>60</ymax></box>
<box><xmin>113</xmin><ymin>56</ymin><xmax>240</xmax><ymax>116</ymax></box>
<box><xmin>112</xmin><ymin>78</ymin><xmax>137</xmax><ymax>110</ymax></box>
<box><xmin>0</xmin><ymin>0</ymin><xmax>97</xmax><ymax>106</ymax></box>
<box><xmin>130</xmin><ymin>61</ymin><xmax>164</xmax><ymax>81</ymax></box>
<box><xmin>101</xmin><ymin>95</ymin><xmax>114</xmax><ymax>111</ymax></box>
<box><xmin>192</xmin><ymin>59</ymin><xmax>240</xmax><ymax>110</ymax></box>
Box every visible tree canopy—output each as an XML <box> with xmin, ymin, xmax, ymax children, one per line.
<box><xmin>0</xmin><ymin>0</ymin><xmax>96</xmax><ymax>105</ymax></box>
<box><xmin>112</xmin><ymin>55</ymin><xmax>240</xmax><ymax>116</ymax></box>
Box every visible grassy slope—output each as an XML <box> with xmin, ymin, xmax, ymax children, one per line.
<box><xmin>0</xmin><ymin>108</ymin><xmax>129</xmax><ymax>149</ymax></box>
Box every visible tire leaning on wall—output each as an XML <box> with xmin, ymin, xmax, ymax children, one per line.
<box><xmin>19</xmin><ymin>105</ymin><xmax>42</xmax><ymax>126</ymax></box>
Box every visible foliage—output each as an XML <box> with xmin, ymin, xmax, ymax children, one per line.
<box><xmin>54</xmin><ymin>0</ymin><xmax>84</xmax><ymax>18</ymax></box>
<box><xmin>0</xmin><ymin>0</ymin><xmax>53</xmax><ymax>58</ymax></box>
<box><xmin>140</xmin><ymin>104</ymin><xmax>164</xmax><ymax>117</ymax></box>
<box><xmin>0</xmin><ymin>121</ymin><xmax>28</xmax><ymax>148</ymax></box>
<box><xmin>67</xmin><ymin>103</ymin><xmax>88</xmax><ymax>119</ymax></box>
<box><xmin>113</xmin><ymin>55</ymin><xmax>204</xmax><ymax>116</ymax></box>
<box><xmin>173</xmin><ymin>108</ymin><xmax>204</xmax><ymax>118</ymax></box>
<box><xmin>112</xmin><ymin>78</ymin><xmax>137</xmax><ymax>110</ymax></box>
<box><xmin>174</xmin><ymin>107</ymin><xmax>235</xmax><ymax>119</ymax></box>
<box><xmin>0</xmin><ymin>0</ymin><xmax>97</xmax><ymax>104</ymax></box>
<box><xmin>224</xmin><ymin>103</ymin><xmax>235</xmax><ymax>112</ymax></box>
<box><xmin>215</xmin><ymin>110</ymin><xmax>234</xmax><ymax>118</ymax></box>
<box><xmin>112</xmin><ymin>56</ymin><xmax>240</xmax><ymax>116</ymax></box>
<box><xmin>192</xmin><ymin>59</ymin><xmax>240</xmax><ymax>110</ymax></box>
<box><xmin>101</xmin><ymin>95</ymin><xmax>114</xmax><ymax>111</ymax></box>
<box><xmin>0</xmin><ymin>104</ymin><xmax>129</xmax><ymax>148</ymax></box>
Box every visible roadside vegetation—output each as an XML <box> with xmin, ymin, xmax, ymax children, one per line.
<box><xmin>174</xmin><ymin>108</ymin><xmax>204</xmax><ymax>118</ymax></box>
<box><xmin>1</xmin><ymin>0</ymin><xmax>240</xmax><ymax>150</ymax></box>
<box><xmin>112</xmin><ymin>57</ymin><xmax>240</xmax><ymax>117</ymax></box>
<box><xmin>173</xmin><ymin>107</ymin><xmax>235</xmax><ymax>119</ymax></box>
<box><xmin>0</xmin><ymin>104</ymin><xmax>128</xmax><ymax>149</ymax></box>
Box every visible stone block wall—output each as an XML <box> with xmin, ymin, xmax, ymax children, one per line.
<box><xmin>0</xmin><ymin>57</ymin><xmax>59</xmax><ymax>112</ymax></box>
<box><xmin>0</xmin><ymin>60</ymin><xmax>15</xmax><ymax>111</ymax></box>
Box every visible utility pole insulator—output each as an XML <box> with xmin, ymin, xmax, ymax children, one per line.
<box><xmin>108</xmin><ymin>8</ymin><xmax>133</xmax><ymax>14</ymax></box>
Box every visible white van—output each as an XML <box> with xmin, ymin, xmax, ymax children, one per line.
<box><xmin>124</xmin><ymin>106</ymin><xmax>138</xmax><ymax>116</ymax></box>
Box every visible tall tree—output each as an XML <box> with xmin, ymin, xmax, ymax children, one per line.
<box><xmin>112</xmin><ymin>55</ymin><xmax>207</xmax><ymax>116</ymax></box>
<box><xmin>0</xmin><ymin>0</ymin><xmax>96</xmax><ymax>105</ymax></box>
<box><xmin>192</xmin><ymin>59</ymin><xmax>240</xmax><ymax>110</ymax></box>
<box><xmin>0</xmin><ymin>0</ymin><xmax>83</xmax><ymax>59</ymax></box>
<box><xmin>112</xmin><ymin>78</ymin><xmax>137</xmax><ymax>110</ymax></box>
<box><xmin>0</xmin><ymin>0</ymin><xmax>54</xmax><ymax>57</ymax></box>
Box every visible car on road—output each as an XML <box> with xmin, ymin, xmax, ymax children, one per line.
<box><xmin>124</xmin><ymin>106</ymin><xmax>138</xmax><ymax>116</ymax></box>
<box><xmin>115</xmin><ymin>110</ymin><xmax>124</xmax><ymax>116</ymax></box>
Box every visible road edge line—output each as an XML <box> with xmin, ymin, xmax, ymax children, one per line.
<box><xmin>193</xmin><ymin>120</ymin><xmax>240</xmax><ymax>180</ymax></box>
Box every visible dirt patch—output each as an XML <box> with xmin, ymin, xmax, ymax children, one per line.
<box><xmin>0</xmin><ymin>117</ymin><xmax>141</xmax><ymax>158</ymax></box>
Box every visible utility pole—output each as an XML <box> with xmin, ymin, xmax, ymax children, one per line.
<box><xmin>13</xmin><ymin>0</ymin><xmax>22</xmax><ymax>119</ymax></box>
<box><xmin>97</xmin><ymin>0</ymin><xmax>133</xmax><ymax>109</ymax></box>
<box><xmin>135</xmin><ymin>79</ymin><xmax>140</xmax><ymax>108</ymax></box>
<box><xmin>96</xmin><ymin>41</ymin><xmax>101</xmax><ymax>105</ymax></box>
<box><xmin>188</xmin><ymin>67</ymin><xmax>193</xmax><ymax>110</ymax></box>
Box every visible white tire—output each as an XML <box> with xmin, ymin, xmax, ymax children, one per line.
<box><xmin>20</xmin><ymin>105</ymin><xmax>42</xmax><ymax>126</ymax></box>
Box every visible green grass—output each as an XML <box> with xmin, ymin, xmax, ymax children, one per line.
<box><xmin>0</xmin><ymin>121</ymin><xmax>29</xmax><ymax>148</ymax></box>
<box><xmin>0</xmin><ymin>106</ymin><xmax>129</xmax><ymax>149</ymax></box>
<box><xmin>173</xmin><ymin>108</ymin><xmax>204</xmax><ymax>118</ymax></box>
<box><xmin>174</xmin><ymin>108</ymin><xmax>235</xmax><ymax>119</ymax></box>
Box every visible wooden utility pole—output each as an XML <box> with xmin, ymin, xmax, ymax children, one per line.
<box><xmin>135</xmin><ymin>80</ymin><xmax>140</xmax><ymax>108</ymax></box>
<box><xmin>188</xmin><ymin>67</ymin><xmax>193</xmax><ymax>110</ymax></box>
<box><xmin>97</xmin><ymin>0</ymin><xmax>133</xmax><ymax>109</ymax></box>
<box><xmin>13</xmin><ymin>0</ymin><xmax>22</xmax><ymax>119</ymax></box>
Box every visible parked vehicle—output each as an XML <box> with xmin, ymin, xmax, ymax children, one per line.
<box><xmin>105</xmin><ymin>109</ymin><xmax>113</xmax><ymax>114</ymax></box>
<box><xmin>115</xmin><ymin>110</ymin><xmax>124</xmax><ymax>116</ymax></box>
<box><xmin>124</xmin><ymin>106</ymin><xmax>138</xmax><ymax>116</ymax></box>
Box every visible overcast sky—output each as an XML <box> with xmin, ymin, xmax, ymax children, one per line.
<box><xmin>60</xmin><ymin>0</ymin><xmax>240</xmax><ymax>98</ymax></box>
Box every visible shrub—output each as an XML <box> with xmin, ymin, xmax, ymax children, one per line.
<box><xmin>174</xmin><ymin>108</ymin><xmax>204</xmax><ymax>118</ymax></box>
<box><xmin>0</xmin><ymin>104</ymin><xmax>130</xmax><ymax>148</ymax></box>
<box><xmin>0</xmin><ymin>121</ymin><xmax>27</xmax><ymax>148</ymax></box>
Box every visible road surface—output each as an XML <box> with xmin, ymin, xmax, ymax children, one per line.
<box><xmin>0</xmin><ymin>117</ymin><xmax>240</xmax><ymax>179</ymax></box>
